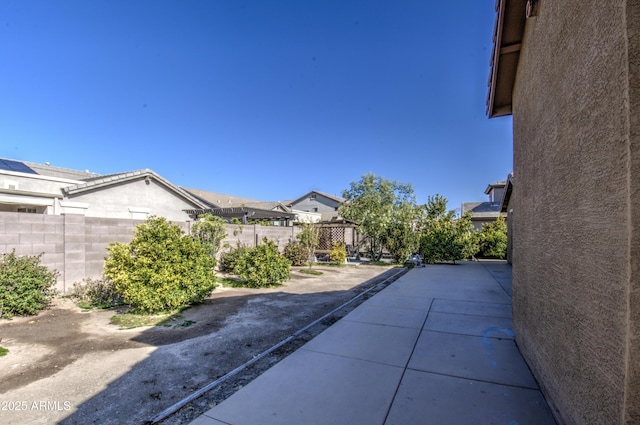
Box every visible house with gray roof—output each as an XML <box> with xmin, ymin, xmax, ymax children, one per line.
<box><xmin>461</xmin><ymin>180</ymin><xmax>507</xmax><ymax>230</ymax></box>
<box><xmin>0</xmin><ymin>158</ymin><xmax>206</xmax><ymax>221</ymax></box>
<box><xmin>286</xmin><ymin>190</ymin><xmax>345</xmax><ymax>222</ymax></box>
<box><xmin>181</xmin><ymin>187</ymin><xmax>298</xmax><ymax>225</ymax></box>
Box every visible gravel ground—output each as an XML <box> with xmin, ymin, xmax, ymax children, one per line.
<box><xmin>0</xmin><ymin>265</ymin><xmax>405</xmax><ymax>425</ymax></box>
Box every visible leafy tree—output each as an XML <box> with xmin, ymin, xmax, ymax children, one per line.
<box><xmin>296</xmin><ymin>221</ymin><xmax>320</xmax><ymax>268</ymax></box>
<box><xmin>476</xmin><ymin>216</ymin><xmax>507</xmax><ymax>258</ymax></box>
<box><xmin>104</xmin><ymin>216</ymin><xmax>216</xmax><ymax>313</ymax></box>
<box><xmin>340</xmin><ymin>173</ymin><xmax>417</xmax><ymax>261</ymax></box>
<box><xmin>192</xmin><ymin>213</ymin><xmax>227</xmax><ymax>263</ymax></box>
<box><xmin>419</xmin><ymin>195</ymin><xmax>476</xmax><ymax>264</ymax></box>
<box><xmin>379</xmin><ymin>202</ymin><xmax>422</xmax><ymax>263</ymax></box>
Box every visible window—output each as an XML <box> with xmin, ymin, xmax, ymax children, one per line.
<box><xmin>312</xmin><ymin>207</ymin><xmax>318</xmax><ymax>212</ymax></box>
<box><xmin>310</xmin><ymin>194</ymin><xmax>316</xmax><ymax>200</ymax></box>
<box><xmin>17</xmin><ymin>207</ymin><xmax>37</xmax><ymax>214</ymax></box>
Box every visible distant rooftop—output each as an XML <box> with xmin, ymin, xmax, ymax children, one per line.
<box><xmin>461</xmin><ymin>201</ymin><xmax>503</xmax><ymax>218</ymax></box>
<box><xmin>23</xmin><ymin>160</ymin><xmax>101</xmax><ymax>181</ymax></box>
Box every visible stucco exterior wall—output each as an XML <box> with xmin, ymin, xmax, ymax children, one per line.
<box><xmin>291</xmin><ymin>193</ymin><xmax>341</xmax><ymax>213</ymax></box>
<box><xmin>0</xmin><ymin>170</ymin><xmax>80</xmax><ymax>195</ymax></box>
<box><xmin>511</xmin><ymin>1</ymin><xmax>638</xmax><ymax>424</ymax></box>
<box><xmin>624</xmin><ymin>2</ymin><xmax>640</xmax><ymax>423</ymax></box>
<box><xmin>67</xmin><ymin>179</ymin><xmax>195</xmax><ymax>222</ymax></box>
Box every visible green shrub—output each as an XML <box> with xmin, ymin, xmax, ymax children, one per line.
<box><xmin>283</xmin><ymin>241</ymin><xmax>308</xmax><ymax>266</ymax></box>
<box><xmin>329</xmin><ymin>242</ymin><xmax>347</xmax><ymax>264</ymax></box>
<box><xmin>0</xmin><ymin>251</ymin><xmax>58</xmax><ymax>319</ymax></box>
<box><xmin>234</xmin><ymin>238</ymin><xmax>291</xmax><ymax>287</ymax></box>
<box><xmin>219</xmin><ymin>244</ymin><xmax>251</xmax><ymax>273</ymax></box>
<box><xmin>71</xmin><ymin>277</ymin><xmax>123</xmax><ymax>309</ymax></box>
<box><xmin>476</xmin><ymin>217</ymin><xmax>507</xmax><ymax>259</ymax></box>
<box><xmin>0</xmin><ymin>346</ymin><xmax>8</xmax><ymax>356</ymax></box>
<box><xmin>103</xmin><ymin>216</ymin><xmax>216</xmax><ymax>313</ymax></box>
<box><xmin>419</xmin><ymin>207</ymin><xmax>476</xmax><ymax>265</ymax></box>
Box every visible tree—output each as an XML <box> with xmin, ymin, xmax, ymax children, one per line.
<box><xmin>476</xmin><ymin>216</ymin><xmax>507</xmax><ymax>258</ymax></box>
<box><xmin>296</xmin><ymin>221</ymin><xmax>320</xmax><ymax>268</ymax></box>
<box><xmin>191</xmin><ymin>213</ymin><xmax>227</xmax><ymax>264</ymax></box>
<box><xmin>104</xmin><ymin>216</ymin><xmax>216</xmax><ymax>313</ymax></box>
<box><xmin>379</xmin><ymin>202</ymin><xmax>422</xmax><ymax>263</ymax></box>
<box><xmin>419</xmin><ymin>195</ymin><xmax>476</xmax><ymax>264</ymax></box>
<box><xmin>340</xmin><ymin>173</ymin><xmax>416</xmax><ymax>261</ymax></box>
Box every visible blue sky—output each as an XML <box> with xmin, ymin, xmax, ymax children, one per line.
<box><xmin>0</xmin><ymin>1</ymin><xmax>512</xmax><ymax>211</ymax></box>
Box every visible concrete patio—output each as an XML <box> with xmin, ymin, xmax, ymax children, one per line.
<box><xmin>189</xmin><ymin>261</ymin><xmax>558</xmax><ymax>425</ymax></box>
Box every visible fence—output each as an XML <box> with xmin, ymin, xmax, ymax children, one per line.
<box><xmin>0</xmin><ymin>212</ymin><xmax>300</xmax><ymax>293</ymax></box>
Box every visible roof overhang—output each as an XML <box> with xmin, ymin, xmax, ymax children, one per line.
<box><xmin>0</xmin><ymin>192</ymin><xmax>56</xmax><ymax>206</ymax></box>
<box><xmin>487</xmin><ymin>0</ymin><xmax>527</xmax><ymax>118</ymax></box>
<box><xmin>500</xmin><ymin>173</ymin><xmax>514</xmax><ymax>212</ymax></box>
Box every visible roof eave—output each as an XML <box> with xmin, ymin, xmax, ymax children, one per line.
<box><xmin>487</xmin><ymin>0</ymin><xmax>527</xmax><ymax>118</ymax></box>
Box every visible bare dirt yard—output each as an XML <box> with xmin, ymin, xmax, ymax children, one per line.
<box><xmin>0</xmin><ymin>264</ymin><xmax>405</xmax><ymax>425</ymax></box>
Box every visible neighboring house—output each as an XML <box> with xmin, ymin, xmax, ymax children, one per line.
<box><xmin>488</xmin><ymin>2</ymin><xmax>639</xmax><ymax>424</ymax></box>
<box><xmin>286</xmin><ymin>190</ymin><xmax>345</xmax><ymax>222</ymax></box>
<box><xmin>0</xmin><ymin>158</ymin><xmax>207</xmax><ymax>221</ymax></box>
<box><xmin>461</xmin><ymin>180</ymin><xmax>507</xmax><ymax>230</ymax></box>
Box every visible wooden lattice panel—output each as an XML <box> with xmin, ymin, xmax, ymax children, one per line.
<box><xmin>318</xmin><ymin>226</ymin><xmax>346</xmax><ymax>251</ymax></box>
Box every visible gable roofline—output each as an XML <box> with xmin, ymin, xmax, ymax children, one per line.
<box><xmin>484</xmin><ymin>179</ymin><xmax>507</xmax><ymax>194</ymax></box>
<box><xmin>288</xmin><ymin>190</ymin><xmax>345</xmax><ymax>207</ymax></box>
<box><xmin>487</xmin><ymin>0</ymin><xmax>527</xmax><ymax>118</ymax></box>
<box><xmin>63</xmin><ymin>169</ymin><xmax>208</xmax><ymax>209</ymax></box>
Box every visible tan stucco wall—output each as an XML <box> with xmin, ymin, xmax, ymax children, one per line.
<box><xmin>511</xmin><ymin>1</ymin><xmax>639</xmax><ymax>424</ymax></box>
<box><xmin>625</xmin><ymin>2</ymin><xmax>640</xmax><ymax>423</ymax></box>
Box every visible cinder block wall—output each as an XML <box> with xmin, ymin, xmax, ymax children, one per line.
<box><xmin>0</xmin><ymin>212</ymin><xmax>300</xmax><ymax>294</ymax></box>
<box><xmin>511</xmin><ymin>1</ymin><xmax>639</xmax><ymax>424</ymax></box>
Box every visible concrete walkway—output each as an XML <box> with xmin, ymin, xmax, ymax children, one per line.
<box><xmin>190</xmin><ymin>261</ymin><xmax>557</xmax><ymax>425</ymax></box>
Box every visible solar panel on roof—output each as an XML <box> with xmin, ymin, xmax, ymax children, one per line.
<box><xmin>0</xmin><ymin>159</ymin><xmax>38</xmax><ymax>174</ymax></box>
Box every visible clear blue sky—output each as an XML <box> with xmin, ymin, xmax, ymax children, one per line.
<box><xmin>0</xmin><ymin>0</ymin><xmax>512</xmax><ymax>211</ymax></box>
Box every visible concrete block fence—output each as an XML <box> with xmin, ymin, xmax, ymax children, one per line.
<box><xmin>0</xmin><ymin>212</ymin><xmax>300</xmax><ymax>293</ymax></box>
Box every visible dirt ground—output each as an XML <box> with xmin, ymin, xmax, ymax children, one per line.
<box><xmin>0</xmin><ymin>265</ymin><xmax>405</xmax><ymax>425</ymax></box>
